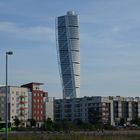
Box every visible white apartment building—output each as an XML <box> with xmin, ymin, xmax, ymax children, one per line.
<box><xmin>0</xmin><ymin>93</ymin><xmax>6</xmax><ymax>121</ymax></box>
<box><xmin>44</xmin><ymin>97</ymin><xmax>54</xmax><ymax>121</ymax></box>
<box><xmin>113</xmin><ymin>96</ymin><xmax>140</xmax><ymax>125</ymax></box>
<box><xmin>0</xmin><ymin>86</ymin><xmax>31</xmax><ymax>126</ymax></box>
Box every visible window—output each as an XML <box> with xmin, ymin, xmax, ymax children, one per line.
<box><xmin>21</xmin><ymin>92</ymin><xmax>25</xmax><ymax>96</ymax></box>
<box><xmin>1</xmin><ymin>97</ymin><xmax>4</xmax><ymax>101</ymax></box>
<box><xmin>1</xmin><ymin>110</ymin><xmax>4</xmax><ymax>113</ymax></box>
<box><xmin>16</xmin><ymin>103</ymin><xmax>19</xmax><ymax>107</ymax></box>
<box><xmin>16</xmin><ymin>91</ymin><xmax>19</xmax><ymax>95</ymax></box>
<box><xmin>16</xmin><ymin>97</ymin><xmax>19</xmax><ymax>102</ymax></box>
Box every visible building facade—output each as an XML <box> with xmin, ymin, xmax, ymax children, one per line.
<box><xmin>54</xmin><ymin>96</ymin><xmax>140</xmax><ymax>126</ymax></box>
<box><xmin>0</xmin><ymin>86</ymin><xmax>30</xmax><ymax>126</ymax></box>
<box><xmin>56</xmin><ymin>11</ymin><xmax>80</xmax><ymax>98</ymax></box>
<box><xmin>44</xmin><ymin>97</ymin><xmax>54</xmax><ymax>121</ymax></box>
<box><xmin>113</xmin><ymin>96</ymin><xmax>140</xmax><ymax>125</ymax></box>
<box><xmin>21</xmin><ymin>82</ymin><xmax>48</xmax><ymax>122</ymax></box>
<box><xmin>0</xmin><ymin>82</ymin><xmax>50</xmax><ymax>127</ymax></box>
<box><xmin>0</xmin><ymin>93</ymin><xmax>6</xmax><ymax>121</ymax></box>
<box><xmin>54</xmin><ymin>96</ymin><xmax>114</xmax><ymax>125</ymax></box>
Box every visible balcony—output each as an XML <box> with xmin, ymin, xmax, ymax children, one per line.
<box><xmin>20</xmin><ymin>101</ymin><xmax>27</xmax><ymax>104</ymax></box>
<box><xmin>19</xmin><ymin>113</ymin><xmax>27</xmax><ymax>116</ymax></box>
<box><xmin>20</xmin><ymin>95</ymin><xmax>27</xmax><ymax>98</ymax></box>
<box><xmin>19</xmin><ymin>107</ymin><xmax>27</xmax><ymax>110</ymax></box>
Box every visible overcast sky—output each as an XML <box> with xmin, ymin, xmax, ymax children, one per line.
<box><xmin>0</xmin><ymin>0</ymin><xmax>140</xmax><ymax>98</ymax></box>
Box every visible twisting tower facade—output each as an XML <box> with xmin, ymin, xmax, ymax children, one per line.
<box><xmin>56</xmin><ymin>11</ymin><xmax>80</xmax><ymax>98</ymax></box>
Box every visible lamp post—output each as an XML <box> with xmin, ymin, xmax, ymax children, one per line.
<box><xmin>5</xmin><ymin>51</ymin><xmax>13</xmax><ymax>140</ymax></box>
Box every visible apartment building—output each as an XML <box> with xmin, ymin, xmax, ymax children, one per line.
<box><xmin>0</xmin><ymin>93</ymin><xmax>6</xmax><ymax>121</ymax></box>
<box><xmin>54</xmin><ymin>96</ymin><xmax>114</xmax><ymax>125</ymax></box>
<box><xmin>44</xmin><ymin>97</ymin><xmax>54</xmax><ymax>121</ymax></box>
<box><xmin>0</xmin><ymin>82</ymin><xmax>50</xmax><ymax>127</ymax></box>
<box><xmin>21</xmin><ymin>83</ymin><xmax>48</xmax><ymax>124</ymax></box>
<box><xmin>113</xmin><ymin>96</ymin><xmax>140</xmax><ymax>125</ymax></box>
<box><xmin>54</xmin><ymin>96</ymin><xmax>140</xmax><ymax>126</ymax></box>
<box><xmin>0</xmin><ymin>86</ymin><xmax>31</xmax><ymax>126</ymax></box>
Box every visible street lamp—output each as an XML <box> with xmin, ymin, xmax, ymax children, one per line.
<box><xmin>5</xmin><ymin>51</ymin><xmax>13</xmax><ymax>140</ymax></box>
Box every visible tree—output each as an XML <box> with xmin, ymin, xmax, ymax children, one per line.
<box><xmin>30</xmin><ymin>119</ymin><xmax>36</xmax><ymax>127</ymax></box>
<box><xmin>43</xmin><ymin>118</ymin><xmax>54</xmax><ymax>131</ymax></box>
<box><xmin>131</xmin><ymin>117</ymin><xmax>140</xmax><ymax>125</ymax></box>
<box><xmin>119</xmin><ymin>118</ymin><xmax>125</xmax><ymax>126</ymax></box>
<box><xmin>74</xmin><ymin>119</ymin><xmax>93</xmax><ymax>130</ymax></box>
<box><xmin>0</xmin><ymin>117</ymin><xmax>2</xmax><ymax>121</ymax></box>
<box><xmin>74</xmin><ymin>119</ymin><xmax>84</xmax><ymax>126</ymax></box>
<box><xmin>61</xmin><ymin>119</ymin><xmax>71</xmax><ymax>132</ymax></box>
<box><xmin>53</xmin><ymin>121</ymin><xmax>63</xmax><ymax>131</ymax></box>
<box><xmin>14</xmin><ymin>116</ymin><xmax>21</xmax><ymax>127</ymax></box>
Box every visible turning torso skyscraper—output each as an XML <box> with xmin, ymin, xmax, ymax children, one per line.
<box><xmin>56</xmin><ymin>11</ymin><xmax>80</xmax><ymax>98</ymax></box>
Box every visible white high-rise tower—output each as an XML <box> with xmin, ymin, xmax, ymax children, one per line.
<box><xmin>56</xmin><ymin>11</ymin><xmax>80</xmax><ymax>98</ymax></box>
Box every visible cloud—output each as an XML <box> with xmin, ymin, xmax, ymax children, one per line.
<box><xmin>0</xmin><ymin>21</ymin><xmax>55</xmax><ymax>43</ymax></box>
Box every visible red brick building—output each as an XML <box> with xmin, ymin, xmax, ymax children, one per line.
<box><xmin>21</xmin><ymin>82</ymin><xmax>48</xmax><ymax>122</ymax></box>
